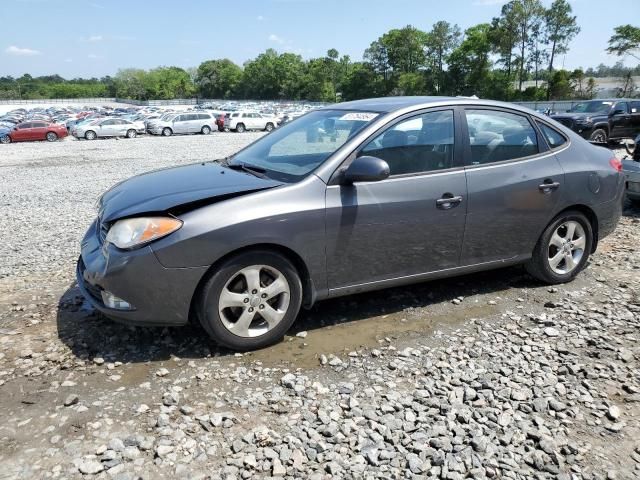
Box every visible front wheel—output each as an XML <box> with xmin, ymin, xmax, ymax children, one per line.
<box><xmin>201</xmin><ymin>125</ymin><xmax>211</xmax><ymax>135</ymax></box>
<box><xmin>46</xmin><ymin>132</ymin><xmax>58</xmax><ymax>142</ymax></box>
<box><xmin>265</xmin><ymin>122</ymin><xmax>274</xmax><ymax>132</ymax></box>
<box><xmin>525</xmin><ymin>211</ymin><xmax>593</xmax><ymax>284</ymax></box>
<box><xmin>196</xmin><ymin>250</ymin><xmax>303</xmax><ymax>351</ymax></box>
<box><xmin>0</xmin><ymin>135</ymin><xmax>11</xmax><ymax>144</ymax></box>
<box><xmin>85</xmin><ymin>130</ymin><xmax>97</xmax><ymax>140</ymax></box>
<box><xmin>235</xmin><ymin>123</ymin><xmax>246</xmax><ymax>133</ymax></box>
<box><xmin>589</xmin><ymin>128</ymin><xmax>608</xmax><ymax>144</ymax></box>
<box><xmin>126</xmin><ymin>129</ymin><xmax>137</xmax><ymax>139</ymax></box>
<box><xmin>162</xmin><ymin>127</ymin><xmax>172</xmax><ymax>137</ymax></box>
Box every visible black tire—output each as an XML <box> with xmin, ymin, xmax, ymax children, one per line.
<box><xmin>126</xmin><ymin>129</ymin><xmax>137</xmax><ymax>139</ymax></box>
<box><xmin>0</xmin><ymin>135</ymin><xmax>11</xmax><ymax>144</ymax></box>
<box><xmin>162</xmin><ymin>127</ymin><xmax>172</xmax><ymax>137</ymax></box>
<box><xmin>46</xmin><ymin>132</ymin><xmax>58</xmax><ymax>142</ymax></box>
<box><xmin>525</xmin><ymin>210</ymin><xmax>593</xmax><ymax>284</ymax></box>
<box><xmin>235</xmin><ymin>123</ymin><xmax>246</xmax><ymax>133</ymax></box>
<box><xmin>85</xmin><ymin>130</ymin><xmax>97</xmax><ymax>140</ymax></box>
<box><xmin>589</xmin><ymin>128</ymin><xmax>608</xmax><ymax>144</ymax></box>
<box><xmin>201</xmin><ymin>125</ymin><xmax>211</xmax><ymax>135</ymax></box>
<box><xmin>265</xmin><ymin>122</ymin><xmax>274</xmax><ymax>132</ymax></box>
<box><xmin>196</xmin><ymin>250</ymin><xmax>303</xmax><ymax>351</ymax></box>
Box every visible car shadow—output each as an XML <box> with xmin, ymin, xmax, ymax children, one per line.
<box><xmin>56</xmin><ymin>264</ymin><xmax>538</xmax><ymax>364</ymax></box>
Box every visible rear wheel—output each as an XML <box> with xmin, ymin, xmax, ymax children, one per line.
<box><xmin>196</xmin><ymin>250</ymin><xmax>303</xmax><ymax>351</ymax></box>
<box><xmin>589</xmin><ymin>128</ymin><xmax>608</xmax><ymax>143</ymax></box>
<box><xmin>162</xmin><ymin>127</ymin><xmax>172</xmax><ymax>137</ymax></box>
<box><xmin>85</xmin><ymin>130</ymin><xmax>97</xmax><ymax>140</ymax></box>
<box><xmin>265</xmin><ymin>122</ymin><xmax>274</xmax><ymax>132</ymax></box>
<box><xmin>0</xmin><ymin>135</ymin><xmax>11</xmax><ymax>144</ymax></box>
<box><xmin>46</xmin><ymin>132</ymin><xmax>58</xmax><ymax>142</ymax></box>
<box><xmin>201</xmin><ymin>125</ymin><xmax>211</xmax><ymax>135</ymax></box>
<box><xmin>525</xmin><ymin>210</ymin><xmax>593</xmax><ymax>284</ymax></box>
<box><xmin>235</xmin><ymin>123</ymin><xmax>246</xmax><ymax>133</ymax></box>
<box><xmin>126</xmin><ymin>129</ymin><xmax>137</xmax><ymax>139</ymax></box>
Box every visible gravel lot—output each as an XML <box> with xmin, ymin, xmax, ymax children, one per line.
<box><xmin>0</xmin><ymin>136</ymin><xmax>639</xmax><ymax>480</ymax></box>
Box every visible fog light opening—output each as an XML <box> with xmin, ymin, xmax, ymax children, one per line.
<box><xmin>101</xmin><ymin>291</ymin><xmax>134</xmax><ymax>310</ymax></box>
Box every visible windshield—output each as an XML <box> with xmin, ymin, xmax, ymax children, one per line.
<box><xmin>569</xmin><ymin>101</ymin><xmax>612</xmax><ymax>114</ymax></box>
<box><xmin>228</xmin><ymin>109</ymin><xmax>379</xmax><ymax>182</ymax></box>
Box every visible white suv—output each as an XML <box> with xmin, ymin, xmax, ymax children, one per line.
<box><xmin>228</xmin><ymin>112</ymin><xmax>278</xmax><ymax>133</ymax></box>
<box><xmin>148</xmin><ymin>113</ymin><xmax>216</xmax><ymax>136</ymax></box>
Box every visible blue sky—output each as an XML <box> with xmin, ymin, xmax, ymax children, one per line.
<box><xmin>2</xmin><ymin>0</ymin><xmax>639</xmax><ymax>78</ymax></box>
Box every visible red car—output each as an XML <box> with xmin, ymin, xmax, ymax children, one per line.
<box><xmin>2</xmin><ymin>121</ymin><xmax>68</xmax><ymax>144</ymax></box>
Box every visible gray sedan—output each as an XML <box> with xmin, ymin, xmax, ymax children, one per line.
<box><xmin>78</xmin><ymin>97</ymin><xmax>624</xmax><ymax>350</ymax></box>
<box><xmin>75</xmin><ymin>118</ymin><xmax>144</xmax><ymax>140</ymax></box>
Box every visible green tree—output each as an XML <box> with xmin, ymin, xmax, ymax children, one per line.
<box><xmin>545</xmin><ymin>0</ymin><xmax>580</xmax><ymax>73</ymax></box>
<box><xmin>380</xmin><ymin>25</ymin><xmax>429</xmax><ymax>74</ymax></box>
<box><xmin>448</xmin><ymin>24</ymin><xmax>494</xmax><ymax>97</ymax></box>
<box><xmin>607</xmin><ymin>25</ymin><xmax>640</xmax><ymax>61</ymax></box>
<box><xmin>547</xmin><ymin>69</ymin><xmax>573</xmax><ymax>99</ymax></box>
<box><xmin>394</xmin><ymin>72</ymin><xmax>426</xmax><ymax>95</ymax></box>
<box><xmin>425</xmin><ymin>21</ymin><xmax>461</xmax><ymax>93</ymax></box>
<box><xmin>195</xmin><ymin>59</ymin><xmax>243</xmax><ymax>99</ymax></box>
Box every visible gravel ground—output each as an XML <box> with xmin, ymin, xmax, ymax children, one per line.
<box><xmin>0</xmin><ymin>137</ymin><xmax>639</xmax><ymax>480</ymax></box>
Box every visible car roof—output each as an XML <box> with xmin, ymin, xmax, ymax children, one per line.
<box><xmin>326</xmin><ymin>96</ymin><xmax>541</xmax><ymax>116</ymax></box>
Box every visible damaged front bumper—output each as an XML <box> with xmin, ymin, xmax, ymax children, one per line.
<box><xmin>76</xmin><ymin>219</ymin><xmax>207</xmax><ymax>326</ymax></box>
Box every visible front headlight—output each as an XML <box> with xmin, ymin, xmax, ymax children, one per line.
<box><xmin>105</xmin><ymin>217</ymin><xmax>183</xmax><ymax>249</ymax></box>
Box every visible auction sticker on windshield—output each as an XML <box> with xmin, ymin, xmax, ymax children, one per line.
<box><xmin>339</xmin><ymin>112</ymin><xmax>378</xmax><ymax>121</ymax></box>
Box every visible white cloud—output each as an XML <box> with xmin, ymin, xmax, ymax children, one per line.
<box><xmin>86</xmin><ymin>35</ymin><xmax>103</xmax><ymax>42</ymax></box>
<box><xmin>5</xmin><ymin>45</ymin><xmax>41</xmax><ymax>56</ymax></box>
<box><xmin>257</xmin><ymin>15</ymin><xmax>264</xmax><ymax>21</ymax></box>
<box><xmin>64</xmin><ymin>58</ymin><xmax>73</xmax><ymax>63</ymax></box>
<box><xmin>88</xmin><ymin>53</ymin><xmax>100</xmax><ymax>59</ymax></box>
<box><xmin>268</xmin><ymin>34</ymin><xmax>285</xmax><ymax>45</ymax></box>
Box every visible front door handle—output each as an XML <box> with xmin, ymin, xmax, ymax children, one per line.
<box><xmin>436</xmin><ymin>194</ymin><xmax>463</xmax><ymax>209</ymax></box>
<box><xmin>539</xmin><ymin>181</ymin><xmax>560</xmax><ymax>193</ymax></box>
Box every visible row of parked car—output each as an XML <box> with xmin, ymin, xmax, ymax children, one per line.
<box><xmin>0</xmin><ymin>102</ymin><xmax>319</xmax><ymax>144</ymax></box>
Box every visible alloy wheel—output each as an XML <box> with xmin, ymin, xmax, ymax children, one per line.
<box><xmin>218</xmin><ymin>265</ymin><xmax>290</xmax><ymax>338</ymax></box>
<box><xmin>547</xmin><ymin>220</ymin><xmax>586</xmax><ymax>275</ymax></box>
<box><xmin>0</xmin><ymin>135</ymin><xmax>10</xmax><ymax>144</ymax></box>
<box><xmin>46</xmin><ymin>132</ymin><xmax>57</xmax><ymax>142</ymax></box>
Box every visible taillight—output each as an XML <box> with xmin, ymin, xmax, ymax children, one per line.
<box><xmin>609</xmin><ymin>157</ymin><xmax>622</xmax><ymax>172</ymax></box>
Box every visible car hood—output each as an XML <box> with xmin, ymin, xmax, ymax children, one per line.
<box><xmin>551</xmin><ymin>112</ymin><xmax>604</xmax><ymax>121</ymax></box>
<box><xmin>99</xmin><ymin>162</ymin><xmax>284</xmax><ymax>223</ymax></box>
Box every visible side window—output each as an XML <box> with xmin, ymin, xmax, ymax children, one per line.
<box><xmin>465</xmin><ymin>109</ymin><xmax>538</xmax><ymax>165</ymax></box>
<box><xmin>359</xmin><ymin>110</ymin><xmax>455</xmax><ymax>176</ymax></box>
<box><xmin>32</xmin><ymin>122</ymin><xmax>46</xmax><ymax>128</ymax></box>
<box><xmin>537</xmin><ymin>122</ymin><xmax>567</xmax><ymax>149</ymax></box>
<box><xmin>19</xmin><ymin>123</ymin><xmax>32</xmax><ymax>129</ymax></box>
<box><xmin>614</xmin><ymin>102</ymin><xmax>628</xmax><ymax>114</ymax></box>
<box><xmin>631</xmin><ymin>101</ymin><xmax>640</xmax><ymax>113</ymax></box>
<box><xmin>102</xmin><ymin>119</ymin><xmax>115</xmax><ymax>126</ymax></box>
<box><xmin>175</xmin><ymin>115</ymin><xmax>184</xmax><ymax>122</ymax></box>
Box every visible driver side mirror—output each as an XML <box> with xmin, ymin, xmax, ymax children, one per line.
<box><xmin>341</xmin><ymin>156</ymin><xmax>390</xmax><ymax>184</ymax></box>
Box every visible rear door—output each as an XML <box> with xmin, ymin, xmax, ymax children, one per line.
<box><xmin>610</xmin><ymin>102</ymin><xmax>632</xmax><ymax>138</ymax></box>
<box><xmin>29</xmin><ymin>122</ymin><xmax>48</xmax><ymax>140</ymax></box>
<box><xmin>630</xmin><ymin>101</ymin><xmax>640</xmax><ymax>137</ymax></box>
<box><xmin>172</xmin><ymin>115</ymin><xmax>185</xmax><ymax>133</ymax></box>
<box><xmin>460</xmin><ymin>108</ymin><xmax>564</xmax><ymax>265</ymax></box>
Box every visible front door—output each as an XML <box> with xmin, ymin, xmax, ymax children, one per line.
<box><xmin>460</xmin><ymin>108</ymin><xmax>564</xmax><ymax>265</ymax></box>
<box><xmin>325</xmin><ymin>109</ymin><xmax>468</xmax><ymax>292</ymax></box>
<box><xmin>12</xmin><ymin>123</ymin><xmax>32</xmax><ymax>141</ymax></box>
<box><xmin>610</xmin><ymin>102</ymin><xmax>632</xmax><ymax>138</ymax></box>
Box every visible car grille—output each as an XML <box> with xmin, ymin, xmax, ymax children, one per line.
<box><xmin>78</xmin><ymin>258</ymin><xmax>103</xmax><ymax>302</ymax></box>
<box><xmin>555</xmin><ymin>118</ymin><xmax>574</xmax><ymax>129</ymax></box>
<box><xmin>96</xmin><ymin>217</ymin><xmax>109</xmax><ymax>244</ymax></box>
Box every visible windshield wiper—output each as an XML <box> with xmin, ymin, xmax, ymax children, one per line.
<box><xmin>225</xmin><ymin>162</ymin><xmax>269</xmax><ymax>179</ymax></box>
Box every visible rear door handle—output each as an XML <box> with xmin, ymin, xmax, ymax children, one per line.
<box><xmin>539</xmin><ymin>181</ymin><xmax>560</xmax><ymax>192</ymax></box>
<box><xmin>436</xmin><ymin>194</ymin><xmax>463</xmax><ymax>209</ymax></box>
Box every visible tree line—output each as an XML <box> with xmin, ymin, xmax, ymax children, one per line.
<box><xmin>1</xmin><ymin>1</ymin><xmax>639</xmax><ymax>102</ymax></box>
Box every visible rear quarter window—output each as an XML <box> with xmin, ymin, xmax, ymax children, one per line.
<box><xmin>537</xmin><ymin>122</ymin><xmax>567</xmax><ymax>149</ymax></box>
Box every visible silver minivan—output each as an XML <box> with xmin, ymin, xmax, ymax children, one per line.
<box><xmin>149</xmin><ymin>112</ymin><xmax>216</xmax><ymax>136</ymax></box>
